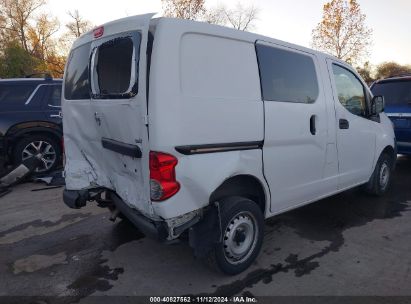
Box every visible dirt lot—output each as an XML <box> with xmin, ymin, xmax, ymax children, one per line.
<box><xmin>0</xmin><ymin>156</ymin><xmax>410</xmax><ymax>303</ymax></box>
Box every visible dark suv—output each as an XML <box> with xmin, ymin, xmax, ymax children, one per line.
<box><xmin>371</xmin><ymin>75</ymin><xmax>411</xmax><ymax>155</ymax></box>
<box><xmin>0</xmin><ymin>76</ymin><xmax>63</xmax><ymax>173</ymax></box>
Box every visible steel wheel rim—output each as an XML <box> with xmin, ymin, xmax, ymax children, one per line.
<box><xmin>22</xmin><ymin>140</ymin><xmax>56</xmax><ymax>172</ymax></box>
<box><xmin>223</xmin><ymin>211</ymin><xmax>258</xmax><ymax>265</ymax></box>
<box><xmin>379</xmin><ymin>162</ymin><xmax>390</xmax><ymax>191</ymax></box>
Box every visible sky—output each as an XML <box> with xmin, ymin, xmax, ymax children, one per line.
<box><xmin>47</xmin><ymin>0</ymin><xmax>411</xmax><ymax>66</ymax></box>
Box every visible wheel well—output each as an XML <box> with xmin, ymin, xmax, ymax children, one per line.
<box><xmin>381</xmin><ymin>145</ymin><xmax>396</xmax><ymax>167</ymax></box>
<box><xmin>209</xmin><ymin>175</ymin><xmax>267</xmax><ymax>214</ymax></box>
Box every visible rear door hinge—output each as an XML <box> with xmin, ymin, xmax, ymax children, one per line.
<box><xmin>143</xmin><ymin>114</ymin><xmax>149</xmax><ymax>126</ymax></box>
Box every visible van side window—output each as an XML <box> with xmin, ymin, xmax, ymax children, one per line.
<box><xmin>65</xmin><ymin>42</ymin><xmax>91</xmax><ymax>100</ymax></box>
<box><xmin>94</xmin><ymin>35</ymin><xmax>139</xmax><ymax>98</ymax></box>
<box><xmin>256</xmin><ymin>44</ymin><xmax>319</xmax><ymax>103</ymax></box>
<box><xmin>332</xmin><ymin>64</ymin><xmax>366</xmax><ymax>117</ymax></box>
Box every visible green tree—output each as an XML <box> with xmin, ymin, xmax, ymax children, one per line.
<box><xmin>0</xmin><ymin>42</ymin><xmax>39</xmax><ymax>77</ymax></box>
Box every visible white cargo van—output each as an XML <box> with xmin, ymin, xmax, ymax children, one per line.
<box><xmin>62</xmin><ymin>14</ymin><xmax>396</xmax><ymax>274</ymax></box>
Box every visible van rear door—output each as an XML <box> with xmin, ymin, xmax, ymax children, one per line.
<box><xmin>63</xmin><ymin>14</ymin><xmax>153</xmax><ymax>215</ymax></box>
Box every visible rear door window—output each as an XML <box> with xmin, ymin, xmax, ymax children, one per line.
<box><xmin>91</xmin><ymin>32</ymin><xmax>141</xmax><ymax>99</ymax></box>
<box><xmin>371</xmin><ymin>80</ymin><xmax>411</xmax><ymax>106</ymax></box>
<box><xmin>64</xmin><ymin>43</ymin><xmax>91</xmax><ymax>100</ymax></box>
<box><xmin>0</xmin><ymin>84</ymin><xmax>36</xmax><ymax>105</ymax></box>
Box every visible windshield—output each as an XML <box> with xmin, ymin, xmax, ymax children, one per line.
<box><xmin>371</xmin><ymin>80</ymin><xmax>411</xmax><ymax>106</ymax></box>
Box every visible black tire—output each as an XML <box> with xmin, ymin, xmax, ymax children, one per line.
<box><xmin>13</xmin><ymin>134</ymin><xmax>61</xmax><ymax>174</ymax></box>
<box><xmin>207</xmin><ymin>196</ymin><xmax>264</xmax><ymax>275</ymax></box>
<box><xmin>364</xmin><ymin>153</ymin><xmax>393</xmax><ymax>196</ymax></box>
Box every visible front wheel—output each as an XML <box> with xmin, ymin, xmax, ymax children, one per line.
<box><xmin>208</xmin><ymin>197</ymin><xmax>264</xmax><ymax>275</ymax></box>
<box><xmin>364</xmin><ymin>153</ymin><xmax>393</xmax><ymax>196</ymax></box>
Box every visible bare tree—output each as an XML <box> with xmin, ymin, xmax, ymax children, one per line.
<box><xmin>0</xmin><ymin>0</ymin><xmax>46</xmax><ymax>52</ymax></box>
<box><xmin>311</xmin><ymin>0</ymin><xmax>372</xmax><ymax>64</ymax></box>
<box><xmin>162</xmin><ymin>0</ymin><xmax>206</xmax><ymax>20</ymax></box>
<box><xmin>356</xmin><ymin>61</ymin><xmax>374</xmax><ymax>84</ymax></box>
<box><xmin>66</xmin><ymin>9</ymin><xmax>92</xmax><ymax>38</ymax></box>
<box><xmin>203</xmin><ymin>5</ymin><xmax>226</xmax><ymax>26</ymax></box>
<box><xmin>28</xmin><ymin>13</ymin><xmax>59</xmax><ymax>60</ymax></box>
<box><xmin>221</xmin><ymin>2</ymin><xmax>259</xmax><ymax>31</ymax></box>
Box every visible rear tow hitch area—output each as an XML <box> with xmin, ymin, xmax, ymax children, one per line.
<box><xmin>63</xmin><ymin>188</ymin><xmax>104</xmax><ymax>209</ymax></box>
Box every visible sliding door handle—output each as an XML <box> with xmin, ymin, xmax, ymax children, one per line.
<box><xmin>310</xmin><ymin>115</ymin><xmax>316</xmax><ymax>135</ymax></box>
<box><xmin>339</xmin><ymin>119</ymin><xmax>349</xmax><ymax>129</ymax></box>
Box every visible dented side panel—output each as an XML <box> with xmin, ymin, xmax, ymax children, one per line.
<box><xmin>151</xmin><ymin>149</ymin><xmax>270</xmax><ymax>219</ymax></box>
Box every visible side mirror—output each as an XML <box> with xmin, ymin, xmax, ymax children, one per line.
<box><xmin>371</xmin><ymin>95</ymin><xmax>384</xmax><ymax>115</ymax></box>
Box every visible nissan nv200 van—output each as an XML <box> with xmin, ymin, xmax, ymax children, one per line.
<box><xmin>62</xmin><ymin>14</ymin><xmax>396</xmax><ymax>275</ymax></box>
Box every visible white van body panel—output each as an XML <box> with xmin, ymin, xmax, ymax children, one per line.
<box><xmin>148</xmin><ymin>19</ymin><xmax>263</xmax><ymax>150</ymax></box>
<box><xmin>153</xmin><ymin>150</ymin><xmax>269</xmax><ymax>219</ymax></box>
<box><xmin>147</xmin><ymin>19</ymin><xmax>268</xmax><ymax>218</ymax></box>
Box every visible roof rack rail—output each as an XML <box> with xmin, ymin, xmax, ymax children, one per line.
<box><xmin>386</xmin><ymin>73</ymin><xmax>411</xmax><ymax>79</ymax></box>
<box><xmin>24</xmin><ymin>72</ymin><xmax>53</xmax><ymax>80</ymax></box>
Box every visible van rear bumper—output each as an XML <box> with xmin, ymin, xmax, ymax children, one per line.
<box><xmin>110</xmin><ymin>192</ymin><xmax>168</xmax><ymax>240</ymax></box>
<box><xmin>63</xmin><ymin>188</ymin><xmax>168</xmax><ymax>240</ymax></box>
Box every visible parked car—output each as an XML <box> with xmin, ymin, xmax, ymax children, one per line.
<box><xmin>371</xmin><ymin>75</ymin><xmax>411</xmax><ymax>155</ymax></box>
<box><xmin>62</xmin><ymin>14</ymin><xmax>396</xmax><ymax>275</ymax></box>
<box><xmin>0</xmin><ymin>76</ymin><xmax>63</xmax><ymax>173</ymax></box>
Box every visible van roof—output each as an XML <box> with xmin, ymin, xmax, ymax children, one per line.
<box><xmin>72</xmin><ymin>13</ymin><xmax>349</xmax><ymax>69</ymax></box>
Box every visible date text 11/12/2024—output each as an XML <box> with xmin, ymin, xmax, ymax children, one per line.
<box><xmin>149</xmin><ymin>296</ymin><xmax>257</xmax><ymax>303</ymax></box>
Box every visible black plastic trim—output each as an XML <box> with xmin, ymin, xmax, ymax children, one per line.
<box><xmin>110</xmin><ymin>192</ymin><xmax>167</xmax><ymax>240</ymax></box>
<box><xmin>175</xmin><ymin>141</ymin><xmax>263</xmax><ymax>155</ymax></box>
<box><xmin>101</xmin><ymin>137</ymin><xmax>142</xmax><ymax>158</ymax></box>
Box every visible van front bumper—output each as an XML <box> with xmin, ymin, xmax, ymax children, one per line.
<box><xmin>63</xmin><ymin>188</ymin><xmax>169</xmax><ymax>240</ymax></box>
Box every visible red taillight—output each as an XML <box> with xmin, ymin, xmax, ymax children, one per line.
<box><xmin>93</xmin><ymin>26</ymin><xmax>104</xmax><ymax>38</ymax></box>
<box><xmin>149</xmin><ymin>151</ymin><xmax>180</xmax><ymax>201</ymax></box>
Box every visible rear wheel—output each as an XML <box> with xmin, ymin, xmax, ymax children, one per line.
<box><xmin>208</xmin><ymin>196</ymin><xmax>264</xmax><ymax>275</ymax></box>
<box><xmin>364</xmin><ymin>153</ymin><xmax>393</xmax><ymax>196</ymax></box>
<box><xmin>13</xmin><ymin>134</ymin><xmax>61</xmax><ymax>174</ymax></box>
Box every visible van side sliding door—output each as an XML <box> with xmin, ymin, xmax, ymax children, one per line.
<box><xmin>256</xmin><ymin>41</ymin><xmax>331</xmax><ymax>213</ymax></box>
